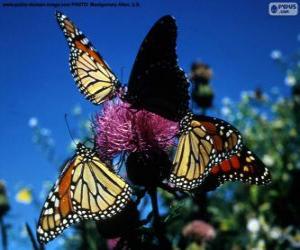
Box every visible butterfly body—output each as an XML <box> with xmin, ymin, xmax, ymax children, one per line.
<box><xmin>75</xmin><ymin>143</ymin><xmax>96</xmax><ymax>161</ymax></box>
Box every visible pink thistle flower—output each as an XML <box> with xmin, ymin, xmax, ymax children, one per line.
<box><xmin>182</xmin><ymin>220</ymin><xmax>216</xmax><ymax>242</ymax></box>
<box><xmin>94</xmin><ymin>99</ymin><xmax>179</xmax><ymax>160</ymax></box>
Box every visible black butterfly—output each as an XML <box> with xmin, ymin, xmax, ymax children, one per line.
<box><xmin>125</xmin><ymin>15</ymin><xmax>190</xmax><ymax>121</ymax></box>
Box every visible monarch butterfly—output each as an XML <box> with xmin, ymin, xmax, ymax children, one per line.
<box><xmin>37</xmin><ymin>143</ymin><xmax>132</xmax><ymax>244</ymax></box>
<box><xmin>169</xmin><ymin>114</ymin><xmax>271</xmax><ymax>190</ymax></box>
<box><xmin>56</xmin><ymin>12</ymin><xmax>120</xmax><ymax>104</ymax></box>
<box><xmin>56</xmin><ymin>12</ymin><xmax>189</xmax><ymax>118</ymax></box>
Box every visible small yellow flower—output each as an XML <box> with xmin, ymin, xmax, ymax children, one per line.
<box><xmin>220</xmin><ymin>220</ymin><xmax>230</xmax><ymax>231</ymax></box>
<box><xmin>16</xmin><ymin>188</ymin><xmax>32</xmax><ymax>204</ymax></box>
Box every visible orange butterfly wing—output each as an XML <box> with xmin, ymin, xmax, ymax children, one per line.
<box><xmin>56</xmin><ymin>11</ymin><xmax>119</xmax><ymax>104</ymax></box>
<box><xmin>37</xmin><ymin>159</ymin><xmax>80</xmax><ymax>243</ymax></box>
<box><xmin>170</xmin><ymin>114</ymin><xmax>270</xmax><ymax>190</ymax></box>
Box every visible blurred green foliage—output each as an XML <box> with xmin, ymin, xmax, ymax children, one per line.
<box><xmin>162</xmin><ymin>49</ymin><xmax>300</xmax><ymax>250</ymax></box>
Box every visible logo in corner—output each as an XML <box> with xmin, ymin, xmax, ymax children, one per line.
<box><xmin>269</xmin><ymin>2</ymin><xmax>298</xmax><ymax>16</ymax></box>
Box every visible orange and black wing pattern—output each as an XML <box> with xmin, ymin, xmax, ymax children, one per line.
<box><xmin>56</xmin><ymin>11</ymin><xmax>119</xmax><ymax>104</ymax></box>
<box><xmin>37</xmin><ymin>144</ymin><xmax>132</xmax><ymax>244</ymax></box>
<box><xmin>37</xmin><ymin>159</ymin><xmax>79</xmax><ymax>243</ymax></box>
<box><xmin>201</xmin><ymin>145</ymin><xmax>271</xmax><ymax>192</ymax></box>
<box><xmin>170</xmin><ymin>114</ymin><xmax>271</xmax><ymax>190</ymax></box>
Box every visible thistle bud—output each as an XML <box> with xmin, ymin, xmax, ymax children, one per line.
<box><xmin>126</xmin><ymin>150</ymin><xmax>171</xmax><ymax>187</ymax></box>
<box><xmin>190</xmin><ymin>61</ymin><xmax>214</xmax><ymax>110</ymax></box>
<box><xmin>190</xmin><ymin>62</ymin><xmax>213</xmax><ymax>84</ymax></box>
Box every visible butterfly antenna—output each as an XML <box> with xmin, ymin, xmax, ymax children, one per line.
<box><xmin>64</xmin><ymin>114</ymin><xmax>77</xmax><ymax>146</ymax></box>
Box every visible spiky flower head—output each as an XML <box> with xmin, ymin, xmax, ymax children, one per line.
<box><xmin>94</xmin><ymin>99</ymin><xmax>178</xmax><ymax>160</ymax></box>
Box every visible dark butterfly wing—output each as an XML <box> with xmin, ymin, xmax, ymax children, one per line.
<box><xmin>126</xmin><ymin>15</ymin><xmax>189</xmax><ymax>121</ymax></box>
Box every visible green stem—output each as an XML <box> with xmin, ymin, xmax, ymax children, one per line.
<box><xmin>148</xmin><ymin>188</ymin><xmax>172</xmax><ymax>250</ymax></box>
<box><xmin>0</xmin><ymin>218</ymin><xmax>7</xmax><ymax>250</ymax></box>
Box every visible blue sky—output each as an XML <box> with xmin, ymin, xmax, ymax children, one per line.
<box><xmin>0</xmin><ymin>0</ymin><xmax>299</xmax><ymax>248</ymax></box>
